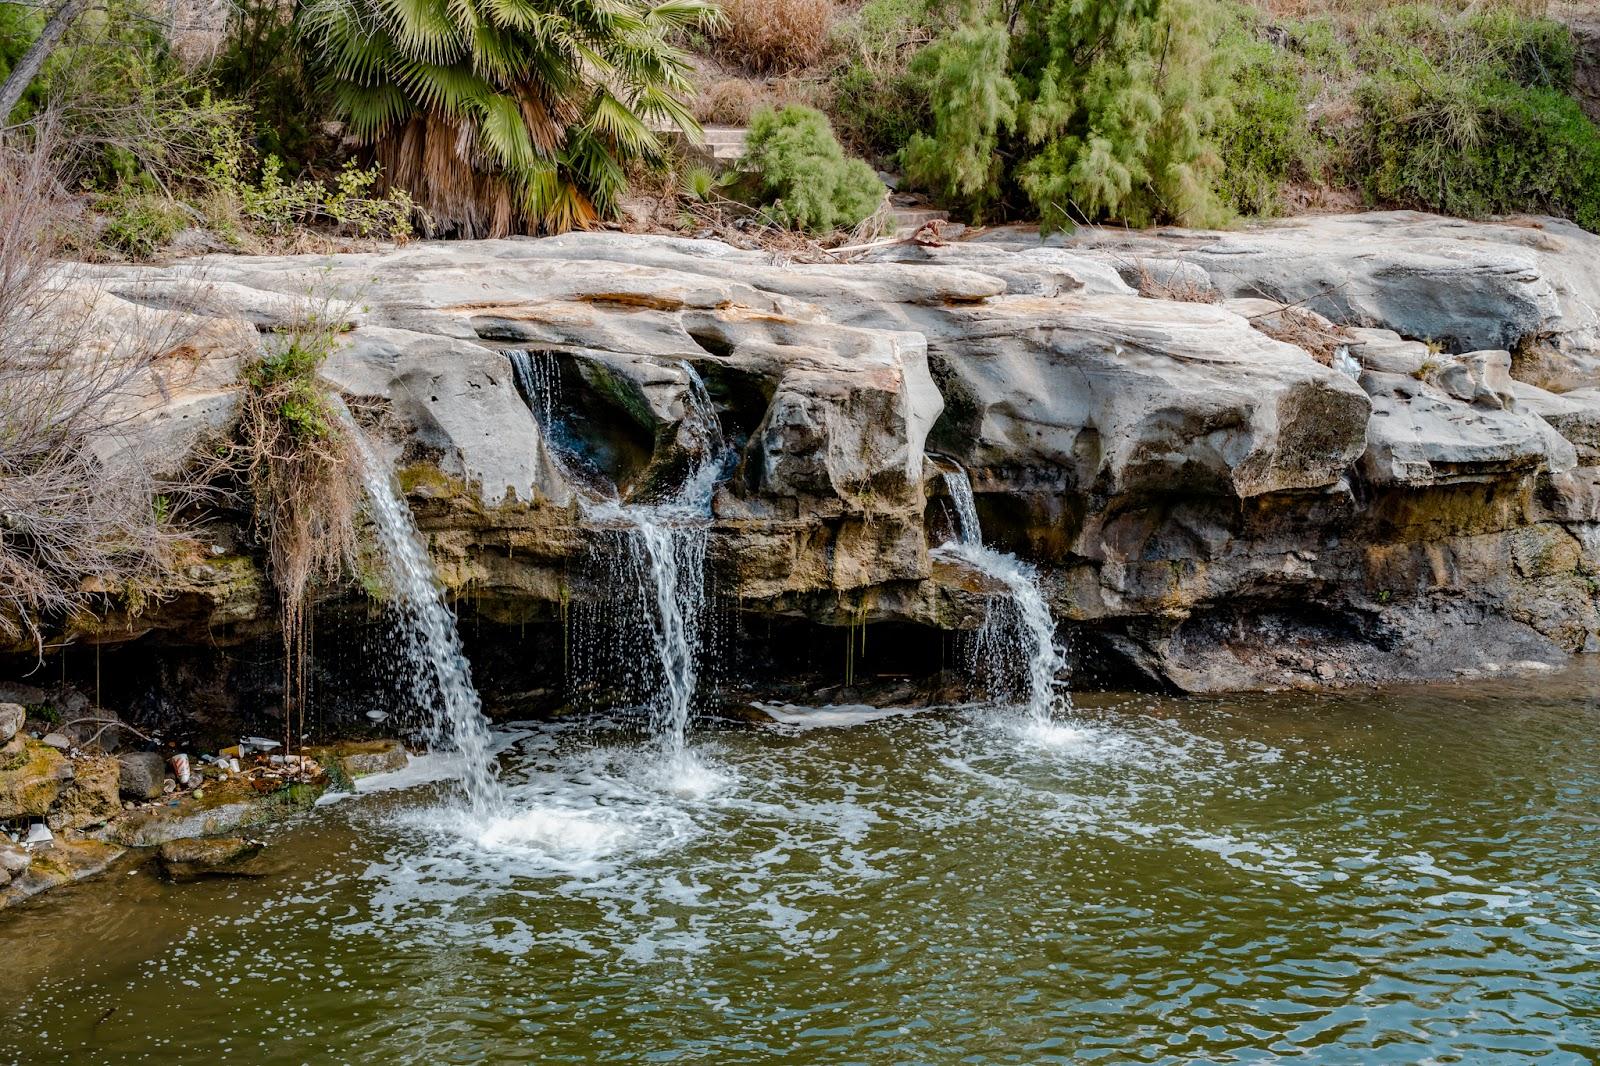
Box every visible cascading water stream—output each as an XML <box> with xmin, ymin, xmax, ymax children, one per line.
<box><xmin>596</xmin><ymin>366</ymin><xmax>725</xmax><ymax>755</ymax></box>
<box><xmin>934</xmin><ymin>467</ymin><xmax>1068</xmax><ymax>725</ymax></box>
<box><xmin>508</xmin><ymin>349</ymin><xmax>561</xmax><ymax>425</ymax></box>
<box><xmin>509</xmin><ymin>351</ymin><xmax>726</xmax><ymax>756</ymax></box>
<box><xmin>607</xmin><ymin>482</ymin><xmax>714</xmax><ymax>755</ymax></box>
<box><xmin>350</xmin><ymin>426</ymin><xmax>504</xmax><ymax>816</ymax></box>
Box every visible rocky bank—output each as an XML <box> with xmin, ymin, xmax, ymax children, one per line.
<box><xmin>13</xmin><ymin>210</ymin><xmax>1600</xmax><ymax>703</ymax></box>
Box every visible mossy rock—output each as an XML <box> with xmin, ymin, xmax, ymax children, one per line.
<box><xmin>0</xmin><ymin>740</ymin><xmax>67</xmax><ymax>820</ymax></box>
<box><xmin>108</xmin><ymin>776</ymin><xmax>327</xmax><ymax>847</ymax></box>
<box><xmin>306</xmin><ymin>739</ymin><xmax>408</xmax><ymax>786</ymax></box>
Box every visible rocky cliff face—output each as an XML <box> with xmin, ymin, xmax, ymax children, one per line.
<box><xmin>36</xmin><ymin>211</ymin><xmax>1600</xmax><ymax>696</ymax></box>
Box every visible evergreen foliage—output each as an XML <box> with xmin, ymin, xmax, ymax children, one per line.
<box><xmin>1352</xmin><ymin>4</ymin><xmax>1600</xmax><ymax>230</ymax></box>
<box><xmin>296</xmin><ymin>0</ymin><xmax>721</xmax><ymax>236</ymax></box>
<box><xmin>903</xmin><ymin>0</ymin><xmax>1233</xmax><ymax>229</ymax></box>
<box><xmin>739</xmin><ymin>105</ymin><xmax>886</xmax><ymax>233</ymax></box>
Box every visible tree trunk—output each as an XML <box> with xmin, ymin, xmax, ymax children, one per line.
<box><xmin>0</xmin><ymin>0</ymin><xmax>95</xmax><ymax>126</ymax></box>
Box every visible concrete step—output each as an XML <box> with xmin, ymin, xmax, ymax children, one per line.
<box><xmin>890</xmin><ymin>207</ymin><xmax>950</xmax><ymax>232</ymax></box>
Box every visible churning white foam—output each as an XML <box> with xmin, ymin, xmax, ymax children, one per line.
<box><xmin>754</xmin><ymin>702</ymin><xmax>936</xmax><ymax>730</ymax></box>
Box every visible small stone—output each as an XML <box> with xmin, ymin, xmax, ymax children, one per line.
<box><xmin>1315</xmin><ymin>662</ymin><xmax>1336</xmax><ymax>680</ymax></box>
<box><xmin>41</xmin><ymin>733</ymin><xmax>70</xmax><ymax>750</ymax></box>
<box><xmin>0</xmin><ymin>703</ymin><xmax>22</xmax><ymax>745</ymax></box>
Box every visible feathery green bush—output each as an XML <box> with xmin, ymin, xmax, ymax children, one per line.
<box><xmin>739</xmin><ymin>105</ymin><xmax>886</xmax><ymax>233</ymax></box>
<box><xmin>902</xmin><ymin>0</ymin><xmax>1233</xmax><ymax>230</ymax></box>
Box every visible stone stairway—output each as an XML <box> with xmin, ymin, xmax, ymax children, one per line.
<box><xmin>701</xmin><ymin>125</ymin><xmax>748</xmax><ymax>163</ymax></box>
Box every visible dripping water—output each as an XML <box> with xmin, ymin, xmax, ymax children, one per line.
<box><xmin>350</xmin><ymin>424</ymin><xmax>503</xmax><ymax>815</ymax></box>
<box><xmin>935</xmin><ymin>466</ymin><xmax>1068</xmax><ymax>725</ymax></box>
<box><xmin>508</xmin><ymin>349</ymin><xmax>561</xmax><ymax>426</ymax></box>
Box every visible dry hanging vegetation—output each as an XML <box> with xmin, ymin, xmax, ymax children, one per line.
<box><xmin>232</xmin><ymin>293</ymin><xmax>362</xmax><ymax>735</ymax></box>
<box><xmin>0</xmin><ymin>125</ymin><xmax>196</xmax><ymax>650</ymax></box>
<box><xmin>1249</xmin><ymin>305</ymin><xmax>1355</xmax><ymax>366</ymax></box>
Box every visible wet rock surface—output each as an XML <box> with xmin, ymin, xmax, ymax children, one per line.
<box><xmin>107</xmin><ymin>778</ymin><xmax>325</xmax><ymax>848</ymax></box>
<box><xmin>17</xmin><ymin>213</ymin><xmax>1600</xmax><ymax>695</ymax></box>
<box><xmin>156</xmin><ymin>836</ymin><xmax>266</xmax><ymax>879</ymax></box>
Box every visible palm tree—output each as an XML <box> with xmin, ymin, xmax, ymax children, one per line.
<box><xmin>297</xmin><ymin>0</ymin><xmax>719</xmax><ymax>236</ymax></box>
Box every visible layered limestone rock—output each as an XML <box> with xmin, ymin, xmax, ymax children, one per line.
<box><xmin>28</xmin><ymin>212</ymin><xmax>1600</xmax><ymax>693</ymax></box>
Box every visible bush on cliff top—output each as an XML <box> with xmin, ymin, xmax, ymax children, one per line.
<box><xmin>738</xmin><ymin>106</ymin><xmax>887</xmax><ymax>233</ymax></box>
<box><xmin>1351</xmin><ymin>6</ymin><xmax>1600</xmax><ymax>229</ymax></box>
<box><xmin>1204</xmin><ymin>1</ymin><xmax>1600</xmax><ymax>228</ymax></box>
<box><xmin>902</xmin><ymin>0</ymin><xmax>1234</xmax><ymax>230</ymax></box>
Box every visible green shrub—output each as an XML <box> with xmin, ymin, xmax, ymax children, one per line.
<box><xmin>1361</xmin><ymin>75</ymin><xmax>1600</xmax><ymax>229</ymax></box>
<box><xmin>208</xmin><ymin>0</ymin><xmax>328</xmax><ymax>170</ymax></box>
<box><xmin>902</xmin><ymin>0</ymin><xmax>1233</xmax><ymax>231</ymax></box>
<box><xmin>739</xmin><ymin>105</ymin><xmax>886</xmax><ymax>233</ymax></box>
<box><xmin>203</xmin><ymin>124</ymin><xmax>418</xmax><ymax>241</ymax></box>
<box><xmin>826</xmin><ymin>0</ymin><xmax>937</xmax><ymax>162</ymax></box>
<box><xmin>829</xmin><ymin>63</ymin><xmax>929</xmax><ymax>164</ymax></box>
<box><xmin>1349</xmin><ymin>5</ymin><xmax>1600</xmax><ymax>230</ymax></box>
<box><xmin>99</xmin><ymin>188</ymin><xmax>192</xmax><ymax>258</ymax></box>
<box><xmin>1213</xmin><ymin>16</ymin><xmax>1322</xmax><ymax>215</ymax></box>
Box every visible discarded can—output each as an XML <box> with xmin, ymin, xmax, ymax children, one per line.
<box><xmin>170</xmin><ymin>753</ymin><xmax>192</xmax><ymax>787</ymax></box>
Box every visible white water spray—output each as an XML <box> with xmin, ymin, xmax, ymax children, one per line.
<box><xmin>352</xmin><ymin>428</ymin><xmax>503</xmax><ymax>815</ymax></box>
<box><xmin>935</xmin><ymin>467</ymin><xmax>1068</xmax><ymax>725</ymax></box>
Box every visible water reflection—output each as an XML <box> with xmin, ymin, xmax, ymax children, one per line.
<box><xmin>3</xmin><ymin>668</ymin><xmax>1599</xmax><ymax>1064</ymax></box>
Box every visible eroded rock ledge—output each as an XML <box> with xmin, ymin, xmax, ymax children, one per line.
<box><xmin>41</xmin><ymin>210</ymin><xmax>1600</xmax><ymax>695</ymax></box>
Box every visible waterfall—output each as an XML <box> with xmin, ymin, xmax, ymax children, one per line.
<box><xmin>516</xmin><ymin>357</ymin><xmax>725</xmax><ymax>754</ymax></box>
<box><xmin>617</xmin><ymin>508</ymin><xmax>711</xmax><ymax>754</ymax></box>
<box><xmin>351</xmin><ymin>427</ymin><xmax>503</xmax><ymax>815</ymax></box>
<box><xmin>508</xmin><ymin>349</ymin><xmax>561</xmax><ymax>425</ymax></box>
<box><xmin>934</xmin><ymin>467</ymin><xmax>1068</xmax><ymax>724</ymax></box>
<box><xmin>602</xmin><ymin>365</ymin><xmax>724</xmax><ymax>753</ymax></box>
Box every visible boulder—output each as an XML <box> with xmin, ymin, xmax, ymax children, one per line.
<box><xmin>308</xmin><ymin>739</ymin><xmax>409</xmax><ymax>780</ymax></box>
<box><xmin>926</xmin><ymin>292</ymin><xmax>1370</xmax><ymax>500</ymax></box>
<box><xmin>117</xmin><ymin>751</ymin><xmax>167</xmax><ymax>801</ymax></box>
<box><xmin>1358</xmin><ymin>369</ymin><xmax>1574</xmax><ymax>487</ymax></box>
<box><xmin>0</xmin><ymin>740</ymin><xmax>68</xmax><ymax>820</ymax></box>
<box><xmin>1515</xmin><ymin>384</ymin><xmax>1600</xmax><ymax>464</ymax></box>
<box><xmin>335</xmin><ymin>740</ymin><xmax>409</xmax><ymax>778</ymax></box>
<box><xmin>156</xmin><ymin>836</ymin><xmax>264</xmax><ymax>879</ymax></box>
<box><xmin>48</xmin><ymin>755</ymin><xmax>122</xmax><ymax>831</ymax></box>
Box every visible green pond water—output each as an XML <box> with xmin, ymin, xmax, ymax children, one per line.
<box><xmin>3</xmin><ymin>668</ymin><xmax>1600</xmax><ymax>1064</ymax></box>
